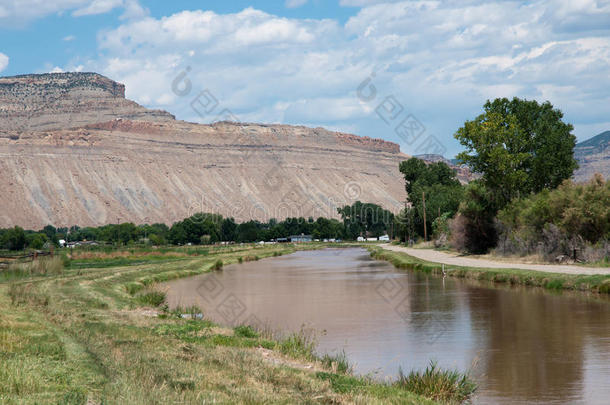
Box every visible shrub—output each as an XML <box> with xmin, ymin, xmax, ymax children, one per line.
<box><xmin>496</xmin><ymin>175</ymin><xmax>610</xmax><ymax>261</ymax></box>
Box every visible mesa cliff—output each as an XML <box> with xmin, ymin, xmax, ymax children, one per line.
<box><xmin>0</xmin><ymin>72</ymin><xmax>411</xmax><ymax>229</ymax></box>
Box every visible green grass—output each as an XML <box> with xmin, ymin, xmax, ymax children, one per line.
<box><xmin>234</xmin><ymin>325</ymin><xmax>259</xmax><ymax>338</ymax></box>
<box><xmin>370</xmin><ymin>247</ymin><xmax>610</xmax><ymax>294</ymax></box>
<box><xmin>0</xmin><ymin>256</ymin><xmax>65</xmax><ymax>281</ymax></box>
<box><xmin>397</xmin><ymin>361</ymin><xmax>476</xmax><ymax>403</ymax></box>
<box><xmin>0</xmin><ymin>243</ymin><xmax>451</xmax><ymax>404</ymax></box>
<box><xmin>135</xmin><ymin>289</ymin><xmax>166</xmax><ymax>307</ymax></box>
<box><xmin>321</xmin><ymin>350</ymin><xmax>351</xmax><ymax>374</ymax></box>
<box><xmin>277</xmin><ymin>330</ymin><xmax>318</xmax><ymax>361</ymax></box>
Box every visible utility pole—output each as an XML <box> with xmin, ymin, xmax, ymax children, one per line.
<box><xmin>422</xmin><ymin>191</ymin><xmax>427</xmax><ymax>241</ymax></box>
<box><xmin>404</xmin><ymin>201</ymin><xmax>408</xmax><ymax>244</ymax></box>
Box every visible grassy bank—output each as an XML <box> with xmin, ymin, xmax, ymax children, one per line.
<box><xmin>370</xmin><ymin>246</ymin><xmax>610</xmax><ymax>294</ymax></box>
<box><xmin>0</xmin><ymin>243</ymin><xmax>474</xmax><ymax>404</ymax></box>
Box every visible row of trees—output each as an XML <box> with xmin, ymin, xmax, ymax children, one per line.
<box><xmin>0</xmin><ymin>202</ymin><xmax>396</xmax><ymax>251</ymax></box>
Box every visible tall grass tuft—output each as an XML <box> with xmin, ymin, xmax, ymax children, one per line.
<box><xmin>3</xmin><ymin>256</ymin><xmax>64</xmax><ymax>280</ymax></box>
<box><xmin>8</xmin><ymin>283</ymin><xmax>50</xmax><ymax>307</ymax></box>
<box><xmin>213</xmin><ymin>259</ymin><xmax>223</xmax><ymax>270</ymax></box>
<box><xmin>321</xmin><ymin>350</ymin><xmax>351</xmax><ymax>374</ymax></box>
<box><xmin>278</xmin><ymin>329</ymin><xmax>317</xmax><ymax>361</ymax></box>
<box><xmin>396</xmin><ymin>361</ymin><xmax>476</xmax><ymax>403</ymax></box>
<box><xmin>135</xmin><ymin>286</ymin><xmax>167</xmax><ymax>307</ymax></box>
<box><xmin>234</xmin><ymin>325</ymin><xmax>258</xmax><ymax>338</ymax></box>
<box><xmin>171</xmin><ymin>304</ymin><xmax>204</xmax><ymax>319</ymax></box>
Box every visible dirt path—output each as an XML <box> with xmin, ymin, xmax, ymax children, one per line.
<box><xmin>382</xmin><ymin>244</ymin><xmax>610</xmax><ymax>275</ymax></box>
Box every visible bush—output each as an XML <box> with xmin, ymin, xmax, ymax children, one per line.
<box><xmin>496</xmin><ymin>175</ymin><xmax>610</xmax><ymax>261</ymax></box>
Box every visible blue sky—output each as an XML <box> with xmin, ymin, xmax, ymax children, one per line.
<box><xmin>1</xmin><ymin>0</ymin><xmax>610</xmax><ymax>157</ymax></box>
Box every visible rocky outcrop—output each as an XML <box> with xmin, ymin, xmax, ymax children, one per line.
<box><xmin>0</xmin><ymin>72</ymin><xmax>174</xmax><ymax>133</ymax></box>
<box><xmin>0</xmin><ymin>72</ymin><xmax>411</xmax><ymax>229</ymax></box>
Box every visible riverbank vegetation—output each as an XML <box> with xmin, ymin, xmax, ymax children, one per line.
<box><xmin>395</xmin><ymin>97</ymin><xmax>608</xmax><ymax>264</ymax></box>
<box><xmin>0</xmin><ymin>244</ymin><xmax>475</xmax><ymax>404</ymax></box>
<box><xmin>496</xmin><ymin>174</ymin><xmax>609</xmax><ymax>263</ymax></box>
<box><xmin>369</xmin><ymin>247</ymin><xmax>610</xmax><ymax>294</ymax></box>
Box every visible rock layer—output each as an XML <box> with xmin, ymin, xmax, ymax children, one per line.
<box><xmin>0</xmin><ymin>73</ymin><xmax>409</xmax><ymax>229</ymax></box>
<box><xmin>0</xmin><ymin>72</ymin><xmax>174</xmax><ymax>133</ymax></box>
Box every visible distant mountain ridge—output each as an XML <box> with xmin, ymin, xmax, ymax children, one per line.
<box><xmin>576</xmin><ymin>131</ymin><xmax>610</xmax><ymax>150</ymax></box>
<box><xmin>573</xmin><ymin>131</ymin><xmax>610</xmax><ymax>182</ymax></box>
<box><xmin>0</xmin><ymin>72</ymin><xmax>410</xmax><ymax>229</ymax></box>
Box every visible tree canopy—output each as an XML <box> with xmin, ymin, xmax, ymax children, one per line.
<box><xmin>454</xmin><ymin>97</ymin><xmax>577</xmax><ymax>206</ymax></box>
<box><xmin>337</xmin><ymin>201</ymin><xmax>394</xmax><ymax>239</ymax></box>
<box><xmin>398</xmin><ymin>158</ymin><xmax>464</xmax><ymax>239</ymax></box>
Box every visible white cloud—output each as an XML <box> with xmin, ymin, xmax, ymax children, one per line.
<box><xmin>0</xmin><ymin>0</ymin><xmax>146</xmax><ymax>26</ymax></box>
<box><xmin>72</xmin><ymin>0</ymin><xmax>122</xmax><ymax>16</ymax></box>
<box><xmin>0</xmin><ymin>52</ymin><xmax>8</xmax><ymax>72</ymax></box>
<box><xmin>285</xmin><ymin>0</ymin><xmax>308</xmax><ymax>8</ymax></box>
<box><xmin>63</xmin><ymin>35</ymin><xmax>76</xmax><ymax>41</ymax></box>
<box><xmin>77</xmin><ymin>1</ymin><xmax>610</xmax><ymax>155</ymax></box>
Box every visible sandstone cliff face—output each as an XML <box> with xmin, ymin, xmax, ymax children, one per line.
<box><xmin>0</xmin><ymin>72</ymin><xmax>174</xmax><ymax>133</ymax></box>
<box><xmin>0</xmin><ymin>72</ymin><xmax>409</xmax><ymax>229</ymax></box>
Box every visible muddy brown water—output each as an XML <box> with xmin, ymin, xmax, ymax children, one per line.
<box><xmin>163</xmin><ymin>248</ymin><xmax>610</xmax><ymax>404</ymax></box>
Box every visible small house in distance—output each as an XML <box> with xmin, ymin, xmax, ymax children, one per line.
<box><xmin>289</xmin><ymin>234</ymin><xmax>312</xmax><ymax>243</ymax></box>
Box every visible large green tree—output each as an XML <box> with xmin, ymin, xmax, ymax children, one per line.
<box><xmin>1</xmin><ymin>226</ymin><xmax>27</xmax><ymax>251</ymax></box>
<box><xmin>337</xmin><ymin>201</ymin><xmax>394</xmax><ymax>239</ymax></box>
<box><xmin>399</xmin><ymin>158</ymin><xmax>464</xmax><ymax>239</ymax></box>
<box><xmin>455</xmin><ymin>98</ymin><xmax>577</xmax><ymax>206</ymax></box>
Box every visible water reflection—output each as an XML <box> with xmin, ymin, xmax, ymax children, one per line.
<box><xmin>163</xmin><ymin>248</ymin><xmax>610</xmax><ymax>404</ymax></box>
<box><xmin>466</xmin><ymin>285</ymin><xmax>610</xmax><ymax>403</ymax></box>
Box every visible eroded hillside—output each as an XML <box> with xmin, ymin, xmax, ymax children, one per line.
<box><xmin>0</xmin><ymin>73</ymin><xmax>409</xmax><ymax>229</ymax></box>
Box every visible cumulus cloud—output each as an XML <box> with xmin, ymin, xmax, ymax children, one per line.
<box><xmin>81</xmin><ymin>1</ymin><xmax>610</xmax><ymax>154</ymax></box>
<box><xmin>0</xmin><ymin>52</ymin><xmax>8</xmax><ymax>72</ymax></box>
<box><xmin>0</xmin><ymin>0</ymin><xmax>146</xmax><ymax>26</ymax></box>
